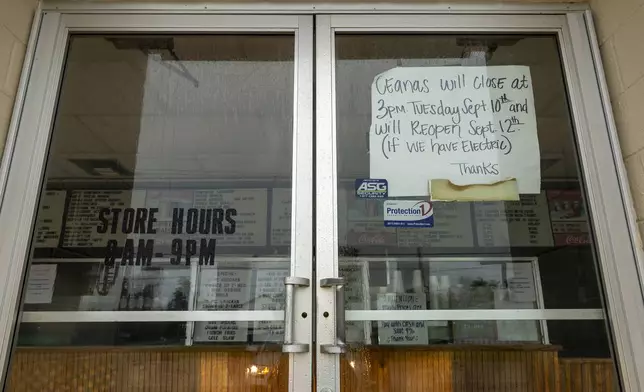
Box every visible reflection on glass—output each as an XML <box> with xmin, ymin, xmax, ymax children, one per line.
<box><xmin>7</xmin><ymin>34</ymin><xmax>295</xmax><ymax>391</ymax></box>
<box><xmin>336</xmin><ymin>34</ymin><xmax>618</xmax><ymax>391</ymax></box>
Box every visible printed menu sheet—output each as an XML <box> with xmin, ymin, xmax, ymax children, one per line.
<box><xmin>62</xmin><ymin>190</ymin><xmax>146</xmax><ymax>247</ymax></box>
<box><xmin>270</xmin><ymin>188</ymin><xmax>292</xmax><ymax>246</ymax></box>
<box><xmin>193</xmin><ymin>268</ymin><xmax>252</xmax><ymax>343</ymax></box>
<box><xmin>193</xmin><ymin>189</ymin><xmax>268</xmax><ymax>246</ymax></box>
<box><xmin>253</xmin><ymin>268</ymin><xmax>289</xmax><ymax>342</ymax></box>
<box><xmin>34</xmin><ymin>190</ymin><xmax>66</xmax><ymax>248</ymax></box>
<box><xmin>397</xmin><ymin>202</ymin><xmax>474</xmax><ymax>247</ymax></box>
<box><xmin>508</xmin><ymin>262</ymin><xmax>537</xmax><ymax>303</ymax></box>
<box><xmin>342</xmin><ymin>189</ymin><xmax>475</xmax><ymax>248</ymax></box>
<box><xmin>474</xmin><ymin>192</ymin><xmax>553</xmax><ymax>247</ymax></box>
<box><xmin>25</xmin><ymin>264</ymin><xmax>57</xmax><ymax>304</ymax></box>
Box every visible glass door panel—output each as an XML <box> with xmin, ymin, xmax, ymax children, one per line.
<box><xmin>319</xmin><ymin>22</ymin><xmax>621</xmax><ymax>392</ymax></box>
<box><xmin>2</xmin><ymin>11</ymin><xmax>637</xmax><ymax>392</ymax></box>
<box><xmin>5</xmin><ymin>23</ymin><xmax>313</xmax><ymax>392</ymax></box>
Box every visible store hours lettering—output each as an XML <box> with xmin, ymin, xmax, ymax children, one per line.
<box><xmin>97</xmin><ymin>207</ymin><xmax>237</xmax><ymax>266</ymax></box>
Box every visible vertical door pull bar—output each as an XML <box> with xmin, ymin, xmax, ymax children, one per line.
<box><xmin>282</xmin><ymin>276</ymin><xmax>310</xmax><ymax>353</ymax></box>
<box><xmin>320</xmin><ymin>277</ymin><xmax>347</xmax><ymax>354</ymax></box>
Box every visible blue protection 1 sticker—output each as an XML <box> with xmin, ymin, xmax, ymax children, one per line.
<box><xmin>383</xmin><ymin>200</ymin><xmax>434</xmax><ymax>228</ymax></box>
<box><xmin>355</xmin><ymin>179</ymin><xmax>388</xmax><ymax>199</ymax></box>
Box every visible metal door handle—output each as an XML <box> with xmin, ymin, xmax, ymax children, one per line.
<box><xmin>282</xmin><ymin>276</ymin><xmax>310</xmax><ymax>353</ymax></box>
<box><xmin>320</xmin><ymin>277</ymin><xmax>347</xmax><ymax>354</ymax></box>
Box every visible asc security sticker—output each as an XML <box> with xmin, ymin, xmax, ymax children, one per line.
<box><xmin>383</xmin><ymin>200</ymin><xmax>434</xmax><ymax>228</ymax></box>
<box><xmin>355</xmin><ymin>179</ymin><xmax>388</xmax><ymax>199</ymax></box>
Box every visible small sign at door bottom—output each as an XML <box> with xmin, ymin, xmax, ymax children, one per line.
<box><xmin>383</xmin><ymin>200</ymin><xmax>434</xmax><ymax>228</ymax></box>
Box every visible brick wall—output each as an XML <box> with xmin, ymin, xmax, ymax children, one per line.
<box><xmin>592</xmin><ymin>0</ymin><xmax>644</xmax><ymax>241</ymax></box>
<box><xmin>0</xmin><ymin>0</ymin><xmax>37</xmax><ymax>153</ymax></box>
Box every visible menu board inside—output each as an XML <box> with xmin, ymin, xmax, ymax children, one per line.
<box><xmin>59</xmin><ymin>189</ymin><xmax>269</xmax><ymax>255</ymax></box>
<box><xmin>341</xmin><ymin>188</ymin><xmax>475</xmax><ymax>248</ymax></box>
<box><xmin>474</xmin><ymin>192</ymin><xmax>554</xmax><ymax>248</ymax></box>
<box><xmin>35</xmin><ymin>185</ymin><xmax>592</xmax><ymax>253</ymax></box>
<box><xmin>62</xmin><ymin>190</ymin><xmax>146</xmax><ymax>248</ymax></box>
<box><xmin>193</xmin><ymin>190</ymin><xmax>268</xmax><ymax>247</ymax></box>
<box><xmin>397</xmin><ymin>202</ymin><xmax>474</xmax><ymax>247</ymax></box>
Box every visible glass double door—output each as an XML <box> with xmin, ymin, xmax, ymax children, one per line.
<box><xmin>2</xmin><ymin>12</ymin><xmax>624</xmax><ymax>392</ymax></box>
<box><xmin>6</xmin><ymin>15</ymin><xmax>315</xmax><ymax>392</ymax></box>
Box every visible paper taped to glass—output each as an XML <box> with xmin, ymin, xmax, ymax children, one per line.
<box><xmin>369</xmin><ymin>66</ymin><xmax>541</xmax><ymax>200</ymax></box>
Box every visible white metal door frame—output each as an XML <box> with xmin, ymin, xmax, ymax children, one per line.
<box><xmin>1</xmin><ymin>4</ymin><xmax>643</xmax><ymax>392</ymax></box>
<box><xmin>0</xmin><ymin>12</ymin><xmax>314</xmax><ymax>391</ymax></box>
<box><xmin>315</xmin><ymin>13</ymin><xmax>644</xmax><ymax>392</ymax></box>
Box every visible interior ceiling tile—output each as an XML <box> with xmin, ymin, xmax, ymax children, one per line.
<box><xmin>79</xmin><ymin>115</ymin><xmax>142</xmax><ymax>154</ymax></box>
<box><xmin>51</xmin><ymin>116</ymin><xmax>113</xmax><ymax>155</ymax></box>
<box><xmin>58</xmin><ymin>60</ymin><xmax>147</xmax><ymax>116</ymax></box>
<box><xmin>49</xmin><ymin>156</ymin><xmax>99</xmax><ymax>179</ymax></box>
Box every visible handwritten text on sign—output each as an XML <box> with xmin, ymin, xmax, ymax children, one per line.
<box><xmin>370</xmin><ymin>66</ymin><xmax>541</xmax><ymax>197</ymax></box>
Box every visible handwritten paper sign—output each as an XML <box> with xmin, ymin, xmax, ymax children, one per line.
<box><xmin>369</xmin><ymin>66</ymin><xmax>540</xmax><ymax>198</ymax></box>
<box><xmin>377</xmin><ymin>293</ymin><xmax>429</xmax><ymax>345</ymax></box>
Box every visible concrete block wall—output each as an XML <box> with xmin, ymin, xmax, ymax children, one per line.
<box><xmin>593</xmin><ymin>0</ymin><xmax>644</xmax><ymax>243</ymax></box>
<box><xmin>0</xmin><ymin>0</ymin><xmax>37</xmax><ymax>153</ymax></box>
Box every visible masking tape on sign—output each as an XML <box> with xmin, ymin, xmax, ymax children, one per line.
<box><xmin>430</xmin><ymin>179</ymin><xmax>520</xmax><ymax>202</ymax></box>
